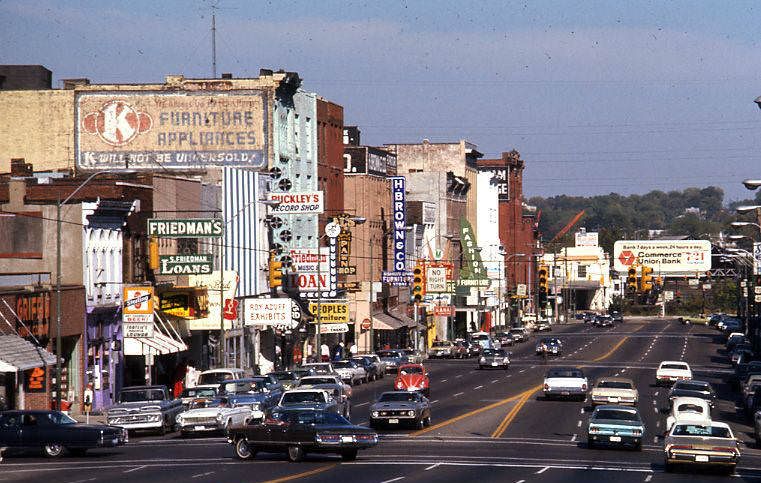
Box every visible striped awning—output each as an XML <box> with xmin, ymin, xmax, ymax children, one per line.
<box><xmin>371</xmin><ymin>313</ymin><xmax>407</xmax><ymax>331</ymax></box>
<box><xmin>0</xmin><ymin>335</ymin><xmax>57</xmax><ymax>371</ymax></box>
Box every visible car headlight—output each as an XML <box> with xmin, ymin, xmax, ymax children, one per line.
<box><xmin>372</xmin><ymin>411</ymin><xmax>379</xmax><ymax>418</ymax></box>
<box><xmin>407</xmin><ymin>410</ymin><xmax>415</xmax><ymax>417</ymax></box>
<box><xmin>479</xmin><ymin>357</ymin><xmax>486</xmax><ymax>363</ymax></box>
<box><xmin>632</xmin><ymin>429</ymin><xmax>642</xmax><ymax>436</ymax></box>
<box><xmin>396</xmin><ymin>382</ymin><xmax>403</xmax><ymax>389</ymax></box>
<box><xmin>589</xmin><ymin>426</ymin><xmax>599</xmax><ymax>434</ymax></box>
<box><xmin>176</xmin><ymin>415</ymin><xmax>183</xmax><ymax>423</ymax></box>
<box><xmin>216</xmin><ymin>413</ymin><xmax>224</xmax><ymax>422</ymax></box>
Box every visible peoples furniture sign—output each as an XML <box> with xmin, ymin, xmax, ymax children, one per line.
<box><xmin>267</xmin><ymin>192</ymin><xmax>324</xmax><ymax>214</ymax></box>
<box><xmin>244</xmin><ymin>298</ymin><xmax>295</xmax><ymax>328</ymax></box>
<box><xmin>613</xmin><ymin>240</ymin><xmax>711</xmax><ymax>273</ymax></box>
<box><xmin>309</xmin><ymin>302</ymin><xmax>349</xmax><ymax>324</ymax></box>
<box><xmin>123</xmin><ymin>286</ymin><xmax>154</xmax><ymax>338</ymax></box>
<box><xmin>75</xmin><ymin>91</ymin><xmax>267</xmax><ymax>170</ymax></box>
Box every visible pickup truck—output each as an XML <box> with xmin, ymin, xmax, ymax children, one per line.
<box><xmin>543</xmin><ymin>367</ymin><xmax>588</xmax><ymax>401</ymax></box>
<box><xmin>106</xmin><ymin>385</ymin><xmax>183</xmax><ymax>434</ymax></box>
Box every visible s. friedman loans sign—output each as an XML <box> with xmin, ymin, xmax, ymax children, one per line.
<box><xmin>613</xmin><ymin>240</ymin><xmax>711</xmax><ymax>273</ymax></box>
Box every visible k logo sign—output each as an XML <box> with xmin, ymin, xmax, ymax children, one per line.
<box><xmin>82</xmin><ymin>100</ymin><xmax>152</xmax><ymax>146</ymax></box>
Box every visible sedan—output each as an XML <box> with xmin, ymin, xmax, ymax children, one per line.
<box><xmin>664</xmin><ymin>422</ymin><xmax>740</xmax><ymax>474</ymax></box>
<box><xmin>369</xmin><ymin>391</ymin><xmax>431</xmax><ymax>429</ymax></box>
<box><xmin>229</xmin><ymin>409</ymin><xmax>378</xmax><ymax>462</ymax></box>
<box><xmin>668</xmin><ymin>380</ymin><xmax>715</xmax><ymax>408</ymax></box>
<box><xmin>536</xmin><ymin>337</ymin><xmax>562</xmax><ymax>356</ymax></box>
<box><xmin>478</xmin><ymin>348</ymin><xmax>510</xmax><ymax>370</ymax></box>
<box><xmin>590</xmin><ymin>377</ymin><xmax>638</xmax><ymax>406</ymax></box>
<box><xmin>0</xmin><ymin>410</ymin><xmax>127</xmax><ymax>457</ymax></box>
<box><xmin>587</xmin><ymin>405</ymin><xmax>644</xmax><ymax>450</ymax></box>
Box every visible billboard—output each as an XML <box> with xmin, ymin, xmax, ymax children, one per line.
<box><xmin>148</xmin><ymin>218</ymin><xmax>223</xmax><ymax>238</ymax></box>
<box><xmin>75</xmin><ymin>91</ymin><xmax>268</xmax><ymax>170</ymax></box>
<box><xmin>613</xmin><ymin>240</ymin><xmax>711</xmax><ymax>273</ymax></box>
<box><xmin>390</xmin><ymin>176</ymin><xmax>406</xmax><ymax>271</ymax></box>
<box><xmin>187</xmin><ymin>271</ymin><xmax>238</xmax><ymax>330</ymax></box>
<box><xmin>309</xmin><ymin>302</ymin><xmax>349</xmax><ymax>323</ymax></box>
<box><xmin>575</xmin><ymin>232</ymin><xmax>599</xmax><ymax>247</ymax></box>
<box><xmin>244</xmin><ymin>298</ymin><xmax>294</xmax><ymax>328</ymax></box>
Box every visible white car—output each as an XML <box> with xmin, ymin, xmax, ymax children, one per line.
<box><xmin>175</xmin><ymin>396</ymin><xmax>259</xmax><ymax>437</ymax></box>
<box><xmin>196</xmin><ymin>368</ymin><xmax>245</xmax><ymax>386</ymax></box>
<box><xmin>666</xmin><ymin>396</ymin><xmax>712</xmax><ymax>432</ymax></box>
<box><xmin>543</xmin><ymin>367</ymin><xmax>588</xmax><ymax>401</ymax></box>
<box><xmin>300</xmin><ymin>362</ymin><xmax>335</xmax><ymax>374</ymax></box>
<box><xmin>590</xmin><ymin>377</ymin><xmax>638</xmax><ymax>406</ymax></box>
<box><xmin>297</xmin><ymin>374</ymin><xmax>353</xmax><ymax>399</ymax></box>
<box><xmin>178</xmin><ymin>384</ymin><xmax>219</xmax><ymax>408</ymax></box>
<box><xmin>332</xmin><ymin>360</ymin><xmax>367</xmax><ymax>386</ymax></box>
<box><xmin>656</xmin><ymin>361</ymin><xmax>692</xmax><ymax>386</ymax></box>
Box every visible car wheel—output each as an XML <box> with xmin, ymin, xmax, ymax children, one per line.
<box><xmin>633</xmin><ymin>441</ymin><xmax>642</xmax><ymax>452</ymax></box>
<box><xmin>416</xmin><ymin>418</ymin><xmax>425</xmax><ymax>430</ymax></box>
<box><xmin>724</xmin><ymin>465</ymin><xmax>736</xmax><ymax>476</ymax></box>
<box><xmin>68</xmin><ymin>448</ymin><xmax>87</xmax><ymax>457</ymax></box>
<box><xmin>587</xmin><ymin>438</ymin><xmax>594</xmax><ymax>449</ymax></box>
<box><xmin>43</xmin><ymin>444</ymin><xmax>64</xmax><ymax>458</ymax></box>
<box><xmin>287</xmin><ymin>445</ymin><xmax>305</xmax><ymax>462</ymax></box>
<box><xmin>341</xmin><ymin>449</ymin><xmax>358</xmax><ymax>461</ymax></box>
<box><xmin>424</xmin><ymin>416</ymin><xmax>431</xmax><ymax>427</ymax></box>
<box><xmin>664</xmin><ymin>461</ymin><xmax>674</xmax><ymax>473</ymax></box>
<box><xmin>234</xmin><ymin>438</ymin><xmax>256</xmax><ymax>460</ymax></box>
<box><xmin>158</xmin><ymin>420</ymin><xmax>167</xmax><ymax>436</ymax></box>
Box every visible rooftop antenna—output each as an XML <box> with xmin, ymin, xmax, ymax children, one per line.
<box><xmin>211</xmin><ymin>1</ymin><xmax>218</xmax><ymax>78</ymax></box>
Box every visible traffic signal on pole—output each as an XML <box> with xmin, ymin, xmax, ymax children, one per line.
<box><xmin>627</xmin><ymin>267</ymin><xmax>638</xmax><ymax>293</ymax></box>
<box><xmin>538</xmin><ymin>265</ymin><xmax>549</xmax><ymax>295</ymax></box>
<box><xmin>268</xmin><ymin>254</ymin><xmax>284</xmax><ymax>288</ymax></box>
<box><xmin>640</xmin><ymin>265</ymin><xmax>653</xmax><ymax>292</ymax></box>
<box><xmin>412</xmin><ymin>264</ymin><xmax>425</xmax><ymax>303</ymax></box>
<box><xmin>149</xmin><ymin>236</ymin><xmax>159</xmax><ymax>270</ymax></box>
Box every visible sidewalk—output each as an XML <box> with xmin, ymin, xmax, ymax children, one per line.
<box><xmin>71</xmin><ymin>412</ymin><xmax>108</xmax><ymax>424</ymax></box>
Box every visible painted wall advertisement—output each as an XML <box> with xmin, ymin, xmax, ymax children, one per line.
<box><xmin>122</xmin><ymin>286</ymin><xmax>154</xmax><ymax>338</ymax></box>
<box><xmin>613</xmin><ymin>240</ymin><xmax>711</xmax><ymax>273</ymax></box>
<box><xmin>390</xmin><ymin>176</ymin><xmax>406</xmax><ymax>272</ymax></box>
<box><xmin>75</xmin><ymin>91</ymin><xmax>268</xmax><ymax>170</ymax></box>
<box><xmin>244</xmin><ymin>298</ymin><xmax>295</xmax><ymax>328</ymax></box>
<box><xmin>188</xmin><ymin>271</ymin><xmax>239</xmax><ymax>330</ymax></box>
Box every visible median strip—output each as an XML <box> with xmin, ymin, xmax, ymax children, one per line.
<box><xmin>491</xmin><ymin>388</ymin><xmax>536</xmax><ymax>438</ymax></box>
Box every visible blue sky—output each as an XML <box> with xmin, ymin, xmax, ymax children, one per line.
<box><xmin>3</xmin><ymin>0</ymin><xmax>761</xmax><ymax>202</ymax></box>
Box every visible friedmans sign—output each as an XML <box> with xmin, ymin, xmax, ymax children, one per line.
<box><xmin>148</xmin><ymin>218</ymin><xmax>223</xmax><ymax>238</ymax></box>
<box><xmin>75</xmin><ymin>91</ymin><xmax>267</xmax><ymax>170</ymax></box>
<box><xmin>613</xmin><ymin>240</ymin><xmax>711</xmax><ymax>273</ymax></box>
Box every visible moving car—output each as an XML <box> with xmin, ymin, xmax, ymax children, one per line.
<box><xmin>402</xmin><ymin>348</ymin><xmax>426</xmax><ymax>364</ymax></box>
<box><xmin>535</xmin><ymin>319</ymin><xmax>552</xmax><ymax>332</ymax></box>
<box><xmin>611</xmin><ymin>311</ymin><xmax>624</xmax><ymax>323</ymax></box>
<box><xmin>0</xmin><ymin>410</ymin><xmax>127</xmax><ymax>457</ymax></box>
<box><xmin>106</xmin><ymin>385</ymin><xmax>183</xmax><ymax>435</ymax></box>
<box><xmin>587</xmin><ymin>405</ymin><xmax>644</xmax><ymax>450</ymax></box>
<box><xmin>229</xmin><ymin>409</ymin><xmax>378</xmax><ymax>462</ymax></box>
<box><xmin>593</xmin><ymin>315</ymin><xmax>614</xmax><ymax>327</ymax></box>
<box><xmin>428</xmin><ymin>341</ymin><xmax>456</xmax><ymax>359</ymax></box>
<box><xmin>590</xmin><ymin>377</ymin><xmax>638</xmax><ymax>406</ymax></box>
<box><xmin>297</xmin><ymin>375</ymin><xmax>353</xmax><ymax>399</ymax></box>
<box><xmin>666</xmin><ymin>397</ymin><xmax>712</xmax><ymax>432</ymax></box>
<box><xmin>300</xmin><ymin>362</ymin><xmax>335</xmax><ymax>374</ymax></box>
<box><xmin>493</xmin><ymin>331</ymin><xmax>514</xmax><ymax>348</ymax></box>
<box><xmin>197</xmin><ymin>368</ymin><xmax>246</xmax><ymax>386</ymax></box>
<box><xmin>477</xmin><ymin>348</ymin><xmax>510</xmax><ymax>370</ymax></box>
<box><xmin>178</xmin><ymin>384</ymin><xmax>219</xmax><ymax>409</ymax></box>
<box><xmin>509</xmin><ymin>327</ymin><xmax>528</xmax><ymax>343</ymax></box>
<box><xmin>535</xmin><ymin>337</ymin><xmax>562</xmax><ymax>356</ymax></box>
<box><xmin>275</xmin><ymin>388</ymin><xmax>350</xmax><ymax>419</ymax></box>
<box><xmin>452</xmin><ymin>340</ymin><xmax>471</xmax><ymax>359</ymax></box>
<box><xmin>369</xmin><ymin>391</ymin><xmax>431</xmax><ymax>429</ymax></box>
<box><xmin>377</xmin><ymin>349</ymin><xmax>409</xmax><ymax>373</ymax></box>
<box><xmin>394</xmin><ymin>363</ymin><xmax>430</xmax><ymax>397</ymax></box>
<box><xmin>668</xmin><ymin>380</ymin><xmax>715</xmax><ymax>408</ymax></box>
<box><xmin>351</xmin><ymin>356</ymin><xmax>380</xmax><ymax>381</ymax></box>
<box><xmin>175</xmin><ymin>396</ymin><xmax>258</xmax><ymax>437</ymax></box>
<box><xmin>333</xmin><ymin>360</ymin><xmax>367</xmax><ymax>386</ymax></box>
<box><xmin>218</xmin><ymin>378</ymin><xmax>283</xmax><ymax>417</ymax></box>
<box><xmin>543</xmin><ymin>367</ymin><xmax>588</xmax><ymax>401</ymax></box>
<box><xmin>655</xmin><ymin>361</ymin><xmax>692</xmax><ymax>386</ymax></box>
<box><xmin>664</xmin><ymin>422</ymin><xmax>740</xmax><ymax>474</ymax></box>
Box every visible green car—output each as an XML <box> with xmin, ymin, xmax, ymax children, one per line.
<box><xmin>587</xmin><ymin>405</ymin><xmax>644</xmax><ymax>450</ymax></box>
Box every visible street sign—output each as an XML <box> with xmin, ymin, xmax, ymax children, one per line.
<box><xmin>381</xmin><ymin>270</ymin><xmax>412</xmax><ymax>286</ymax></box>
<box><xmin>702</xmin><ymin>283</ymin><xmax>712</xmax><ymax>290</ymax></box>
<box><xmin>360</xmin><ymin>318</ymin><xmax>371</xmax><ymax>330</ymax></box>
<box><xmin>158</xmin><ymin>254</ymin><xmax>213</xmax><ymax>275</ymax></box>
<box><xmin>688</xmin><ymin>279</ymin><xmax>699</xmax><ymax>287</ymax></box>
<box><xmin>267</xmin><ymin>191</ymin><xmax>324</xmax><ymax>214</ymax></box>
<box><xmin>516</xmin><ymin>284</ymin><xmax>527</xmax><ymax>297</ymax></box>
<box><xmin>123</xmin><ymin>286</ymin><xmax>154</xmax><ymax>334</ymax></box>
<box><xmin>664</xmin><ymin>290</ymin><xmax>674</xmax><ymax>301</ymax></box>
<box><xmin>244</xmin><ymin>298</ymin><xmax>295</xmax><ymax>328</ymax></box>
<box><xmin>755</xmin><ymin>242</ymin><xmax>761</xmax><ymax>276</ymax></box>
<box><xmin>147</xmin><ymin>218</ymin><xmax>223</xmax><ymax>238</ymax></box>
<box><xmin>613</xmin><ymin>240</ymin><xmax>711</xmax><ymax>273</ymax></box>
<box><xmin>426</xmin><ymin>266</ymin><xmax>448</xmax><ymax>292</ymax></box>
<box><xmin>309</xmin><ymin>302</ymin><xmax>349</xmax><ymax>323</ymax></box>
<box><xmin>320</xmin><ymin>323</ymin><xmax>349</xmax><ymax>334</ymax></box>
<box><xmin>433</xmin><ymin>305</ymin><xmax>455</xmax><ymax>317</ymax></box>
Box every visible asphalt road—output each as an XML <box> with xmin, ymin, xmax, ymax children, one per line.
<box><xmin>5</xmin><ymin>317</ymin><xmax>761</xmax><ymax>482</ymax></box>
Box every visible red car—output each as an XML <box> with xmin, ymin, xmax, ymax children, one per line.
<box><xmin>394</xmin><ymin>363</ymin><xmax>430</xmax><ymax>397</ymax></box>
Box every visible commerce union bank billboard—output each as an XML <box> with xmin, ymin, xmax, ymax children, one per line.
<box><xmin>74</xmin><ymin>91</ymin><xmax>268</xmax><ymax>170</ymax></box>
<box><xmin>613</xmin><ymin>239</ymin><xmax>711</xmax><ymax>273</ymax></box>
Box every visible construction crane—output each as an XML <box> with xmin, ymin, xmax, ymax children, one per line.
<box><xmin>548</xmin><ymin>210</ymin><xmax>586</xmax><ymax>244</ymax></box>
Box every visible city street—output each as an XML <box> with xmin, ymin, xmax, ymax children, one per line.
<box><xmin>4</xmin><ymin>318</ymin><xmax>760</xmax><ymax>482</ymax></box>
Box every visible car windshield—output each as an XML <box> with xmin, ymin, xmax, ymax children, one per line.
<box><xmin>119</xmin><ymin>389</ymin><xmax>165</xmax><ymax>402</ymax></box>
<box><xmin>674</xmin><ymin>381</ymin><xmax>709</xmax><ymax>392</ymax></box>
<box><xmin>181</xmin><ymin>387</ymin><xmax>217</xmax><ymax>398</ymax></box>
<box><xmin>272</xmin><ymin>410</ymin><xmax>351</xmax><ymax>426</ymax></box>
<box><xmin>221</xmin><ymin>380</ymin><xmax>266</xmax><ymax>394</ymax></box>
<box><xmin>547</xmin><ymin>369</ymin><xmax>584</xmax><ymax>378</ymax></box>
<box><xmin>676</xmin><ymin>404</ymin><xmax>704</xmax><ymax>414</ymax></box>
<box><xmin>300</xmin><ymin>377</ymin><xmax>337</xmax><ymax>385</ymax></box>
<box><xmin>400</xmin><ymin>366</ymin><xmax>423</xmax><ymax>375</ymax></box>
<box><xmin>198</xmin><ymin>372</ymin><xmax>237</xmax><ymax>385</ymax></box>
<box><xmin>594</xmin><ymin>409</ymin><xmax>640</xmax><ymax>422</ymax></box>
<box><xmin>270</xmin><ymin>372</ymin><xmax>296</xmax><ymax>381</ymax></box>
<box><xmin>672</xmin><ymin>424</ymin><xmax>732</xmax><ymax>438</ymax></box>
<box><xmin>282</xmin><ymin>392</ymin><xmax>325</xmax><ymax>404</ymax></box>
<box><xmin>303</xmin><ymin>364</ymin><xmax>331</xmax><ymax>373</ymax></box>
<box><xmin>333</xmin><ymin>361</ymin><xmax>353</xmax><ymax>369</ymax></box>
<box><xmin>379</xmin><ymin>392</ymin><xmax>418</xmax><ymax>402</ymax></box>
<box><xmin>597</xmin><ymin>381</ymin><xmax>633</xmax><ymax>389</ymax></box>
<box><xmin>661</xmin><ymin>363</ymin><xmax>689</xmax><ymax>370</ymax></box>
<box><xmin>293</xmin><ymin>369</ymin><xmax>314</xmax><ymax>377</ymax></box>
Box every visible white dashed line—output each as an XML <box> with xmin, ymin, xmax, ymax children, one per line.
<box><xmin>431</xmin><ymin>400</ymin><xmax>439</xmax><ymax>404</ymax></box>
<box><xmin>580</xmin><ymin>408</ymin><xmax>585</xmax><ymax>414</ymax></box>
<box><xmin>653</xmin><ymin>436</ymin><xmax>658</xmax><ymax>443</ymax></box>
<box><xmin>380</xmin><ymin>478</ymin><xmax>406</xmax><ymax>483</ymax></box>
<box><xmin>491</xmin><ymin>379</ymin><xmax>499</xmax><ymax>384</ymax></box>
<box><xmin>124</xmin><ymin>466</ymin><xmax>147</xmax><ymax>473</ymax></box>
<box><xmin>355</xmin><ymin>402</ymin><xmax>369</xmax><ymax>407</ymax></box>
<box><xmin>645</xmin><ymin>475</ymin><xmax>653</xmax><ymax>482</ymax></box>
<box><xmin>656</xmin><ymin>421</ymin><xmax>660</xmax><ymax>428</ymax></box>
<box><xmin>455</xmin><ymin>375</ymin><xmax>463</xmax><ymax>378</ymax></box>
<box><xmin>474</xmin><ymin>385</ymin><xmax>484</xmax><ymax>390</ymax></box>
<box><xmin>424</xmin><ymin>463</ymin><xmax>440</xmax><ymax>471</ymax></box>
<box><xmin>454</xmin><ymin>392</ymin><xmax>464</xmax><ymax>397</ymax></box>
<box><xmin>653</xmin><ymin>407</ymin><xmax>659</xmax><ymax>414</ymax></box>
<box><xmin>654</xmin><ymin>391</ymin><xmax>659</xmax><ymax>396</ymax></box>
<box><xmin>440</xmin><ymin>379</ymin><xmax>448</xmax><ymax>383</ymax></box>
<box><xmin>519</xmin><ymin>369</ymin><xmax>526</xmax><ymax>373</ymax></box>
<box><xmin>571</xmin><ymin>433</ymin><xmax>577</xmax><ymax>442</ymax></box>
<box><xmin>577</xmin><ymin>420</ymin><xmax>582</xmax><ymax>427</ymax></box>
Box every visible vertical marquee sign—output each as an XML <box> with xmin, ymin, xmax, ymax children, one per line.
<box><xmin>391</xmin><ymin>176</ymin><xmax>406</xmax><ymax>271</ymax></box>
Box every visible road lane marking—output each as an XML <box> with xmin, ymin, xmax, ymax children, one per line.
<box><xmin>492</xmin><ymin>379</ymin><xmax>499</xmax><ymax>383</ymax></box>
<box><xmin>591</xmin><ymin>337</ymin><xmax>629</xmax><ymax>362</ymax></box>
<box><xmin>654</xmin><ymin>391</ymin><xmax>659</xmax><ymax>396</ymax></box>
<box><xmin>454</xmin><ymin>392</ymin><xmax>464</xmax><ymax>397</ymax></box>
<box><xmin>380</xmin><ymin>478</ymin><xmax>406</xmax><ymax>483</ymax></box>
<box><xmin>123</xmin><ymin>466</ymin><xmax>147</xmax><ymax>473</ymax></box>
<box><xmin>191</xmin><ymin>472</ymin><xmax>214</xmax><ymax>478</ymax></box>
<box><xmin>260</xmin><ymin>464</ymin><xmax>338</xmax><ymax>483</ymax></box>
<box><xmin>577</xmin><ymin>420</ymin><xmax>582</xmax><ymax>427</ymax></box>
<box><xmin>491</xmin><ymin>388</ymin><xmax>537</xmax><ymax>438</ymax></box>
<box><xmin>653</xmin><ymin>436</ymin><xmax>658</xmax><ymax>443</ymax></box>
<box><xmin>424</xmin><ymin>463</ymin><xmax>440</xmax><ymax>470</ymax></box>
<box><xmin>536</xmin><ymin>466</ymin><xmax>550</xmax><ymax>474</ymax></box>
<box><xmin>656</xmin><ymin>421</ymin><xmax>660</xmax><ymax>428</ymax></box>
<box><xmin>516</xmin><ymin>480</ymin><xmax>526</xmax><ymax>483</ymax></box>
<box><xmin>474</xmin><ymin>385</ymin><xmax>484</xmax><ymax>390</ymax></box>
<box><xmin>456</xmin><ymin>375</ymin><xmax>463</xmax><ymax>378</ymax></box>
<box><xmin>580</xmin><ymin>408</ymin><xmax>584</xmax><ymax>414</ymax></box>
<box><xmin>571</xmin><ymin>434</ymin><xmax>577</xmax><ymax>442</ymax></box>
<box><xmin>355</xmin><ymin>401</ymin><xmax>369</xmax><ymax>407</ymax></box>
<box><xmin>441</xmin><ymin>379</ymin><xmax>448</xmax><ymax>382</ymax></box>
<box><xmin>645</xmin><ymin>475</ymin><xmax>652</xmax><ymax>482</ymax></box>
<box><xmin>431</xmin><ymin>399</ymin><xmax>439</xmax><ymax>404</ymax></box>
<box><xmin>653</xmin><ymin>407</ymin><xmax>658</xmax><ymax>414</ymax></box>
<box><xmin>519</xmin><ymin>369</ymin><xmax>526</xmax><ymax>373</ymax></box>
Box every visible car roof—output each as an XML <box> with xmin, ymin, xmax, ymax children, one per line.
<box><xmin>596</xmin><ymin>377</ymin><xmax>635</xmax><ymax>384</ymax></box>
<box><xmin>283</xmin><ymin>388</ymin><xmax>327</xmax><ymax>394</ymax></box>
<box><xmin>672</xmin><ymin>396</ymin><xmax>710</xmax><ymax>407</ymax></box>
<box><xmin>660</xmin><ymin>360</ymin><xmax>689</xmax><ymax>366</ymax></box>
<box><xmin>594</xmin><ymin>405</ymin><xmax>638</xmax><ymax>413</ymax></box>
<box><xmin>200</xmin><ymin>368</ymin><xmax>244</xmax><ymax>374</ymax></box>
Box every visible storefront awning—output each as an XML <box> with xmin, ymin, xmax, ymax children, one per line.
<box><xmin>124</xmin><ymin>312</ymin><xmax>188</xmax><ymax>356</ymax></box>
<box><xmin>0</xmin><ymin>359</ymin><xmax>17</xmax><ymax>372</ymax></box>
<box><xmin>0</xmin><ymin>335</ymin><xmax>57</xmax><ymax>371</ymax></box>
<box><xmin>389</xmin><ymin>309</ymin><xmax>420</xmax><ymax>329</ymax></box>
<box><xmin>371</xmin><ymin>313</ymin><xmax>407</xmax><ymax>331</ymax></box>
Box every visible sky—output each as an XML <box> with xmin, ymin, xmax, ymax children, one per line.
<box><xmin>2</xmin><ymin>0</ymin><xmax>761</xmax><ymax>203</ymax></box>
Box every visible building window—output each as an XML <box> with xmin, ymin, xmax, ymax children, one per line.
<box><xmin>577</xmin><ymin>265</ymin><xmax>587</xmax><ymax>279</ymax></box>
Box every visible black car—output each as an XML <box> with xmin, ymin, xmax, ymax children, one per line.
<box><xmin>593</xmin><ymin>315</ymin><xmax>614</xmax><ymax>327</ymax></box>
<box><xmin>0</xmin><ymin>410</ymin><xmax>127</xmax><ymax>457</ymax></box>
<box><xmin>668</xmin><ymin>380</ymin><xmax>716</xmax><ymax>408</ymax></box>
<box><xmin>611</xmin><ymin>311</ymin><xmax>624</xmax><ymax>323</ymax></box>
<box><xmin>228</xmin><ymin>409</ymin><xmax>378</xmax><ymax>462</ymax></box>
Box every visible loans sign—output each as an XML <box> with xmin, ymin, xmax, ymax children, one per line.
<box><xmin>613</xmin><ymin>240</ymin><xmax>711</xmax><ymax>273</ymax></box>
<box><xmin>159</xmin><ymin>254</ymin><xmax>213</xmax><ymax>275</ymax></box>
<box><xmin>148</xmin><ymin>218</ymin><xmax>223</xmax><ymax>238</ymax></box>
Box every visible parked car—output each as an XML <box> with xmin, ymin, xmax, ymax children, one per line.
<box><xmin>735</xmin><ymin>360</ymin><xmax>761</xmax><ymax>389</ymax></box>
<box><xmin>351</xmin><ymin>356</ymin><xmax>380</xmax><ymax>381</ymax></box>
<box><xmin>275</xmin><ymin>388</ymin><xmax>349</xmax><ymax>419</ymax></box>
<box><xmin>377</xmin><ymin>349</ymin><xmax>409</xmax><ymax>373</ymax></box>
<box><xmin>427</xmin><ymin>341</ymin><xmax>456</xmax><ymax>359</ymax></box>
<box><xmin>267</xmin><ymin>371</ymin><xmax>302</xmax><ymax>390</ymax></box>
<box><xmin>726</xmin><ymin>333</ymin><xmax>747</xmax><ymax>351</ymax></box>
<box><xmin>197</xmin><ymin>368</ymin><xmax>246</xmax><ymax>386</ymax></box>
<box><xmin>655</xmin><ymin>361</ymin><xmax>692</xmax><ymax>386</ymax></box>
<box><xmin>535</xmin><ymin>319</ymin><xmax>552</xmax><ymax>332</ymax></box>
<box><xmin>178</xmin><ymin>384</ymin><xmax>219</xmax><ymax>409</ymax></box>
<box><xmin>509</xmin><ymin>327</ymin><xmax>528</xmax><ymax>342</ymax></box>
<box><xmin>332</xmin><ymin>360</ymin><xmax>367</xmax><ymax>386</ymax></box>
<box><xmin>664</xmin><ymin>422</ymin><xmax>740</xmax><ymax>474</ymax></box>
<box><xmin>366</xmin><ymin>354</ymin><xmax>388</xmax><ymax>377</ymax></box>
<box><xmin>297</xmin><ymin>375</ymin><xmax>353</xmax><ymax>399</ymax></box>
<box><xmin>300</xmin><ymin>362</ymin><xmax>335</xmax><ymax>374</ymax></box>
<box><xmin>229</xmin><ymin>409</ymin><xmax>378</xmax><ymax>462</ymax></box>
<box><xmin>543</xmin><ymin>367</ymin><xmax>588</xmax><ymax>401</ymax></box>
<box><xmin>175</xmin><ymin>396</ymin><xmax>257</xmax><ymax>437</ymax></box>
<box><xmin>590</xmin><ymin>377</ymin><xmax>638</xmax><ymax>406</ymax></box>
<box><xmin>587</xmin><ymin>405</ymin><xmax>644</xmax><ymax>450</ymax></box>
<box><xmin>611</xmin><ymin>311</ymin><xmax>624</xmax><ymax>323</ymax></box>
<box><xmin>535</xmin><ymin>337</ymin><xmax>563</xmax><ymax>356</ymax></box>
<box><xmin>666</xmin><ymin>397</ymin><xmax>712</xmax><ymax>432</ymax></box>
<box><xmin>218</xmin><ymin>378</ymin><xmax>283</xmax><ymax>416</ymax></box>
<box><xmin>369</xmin><ymin>391</ymin><xmax>431</xmax><ymax>429</ymax></box>
<box><xmin>668</xmin><ymin>380</ymin><xmax>715</xmax><ymax>408</ymax></box>
<box><xmin>394</xmin><ymin>363</ymin><xmax>430</xmax><ymax>397</ymax></box>
<box><xmin>0</xmin><ymin>410</ymin><xmax>127</xmax><ymax>457</ymax></box>
<box><xmin>493</xmin><ymin>331</ymin><xmax>514</xmax><ymax>348</ymax></box>
<box><xmin>477</xmin><ymin>348</ymin><xmax>510</xmax><ymax>370</ymax></box>
<box><xmin>106</xmin><ymin>385</ymin><xmax>183</xmax><ymax>435</ymax></box>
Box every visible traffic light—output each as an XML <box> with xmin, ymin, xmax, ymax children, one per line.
<box><xmin>412</xmin><ymin>264</ymin><xmax>425</xmax><ymax>303</ymax></box>
<box><xmin>538</xmin><ymin>266</ymin><xmax>549</xmax><ymax>295</ymax></box>
<box><xmin>626</xmin><ymin>267</ymin><xmax>638</xmax><ymax>293</ymax></box>
<box><xmin>149</xmin><ymin>236</ymin><xmax>159</xmax><ymax>271</ymax></box>
<box><xmin>268</xmin><ymin>254</ymin><xmax>284</xmax><ymax>288</ymax></box>
<box><xmin>640</xmin><ymin>266</ymin><xmax>653</xmax><ymax>293</ymax></box>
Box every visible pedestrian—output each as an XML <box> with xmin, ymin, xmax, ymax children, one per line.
<box><xmin>275</xmin><ymin>344</ymin><xmax>282</xmax><ymax>370</ymax></box>
<box><xmin>172</xmin><ymin>358</ymin><xmax>188</xmax><ymax>398</ymax></box>
<box><xmin>349</xmin><ymin>342</ymin><xmax>357</xmax><ymax>358</ymax></box>
<box><xmin>321</xmin><ymin>343</ymin><xmax>330</xmax><ymax>362</ymax></box>
<box><xmin>184</xmin><ymin>360</ymin><xmax>198</xmax><ymax>389</ymax></box>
